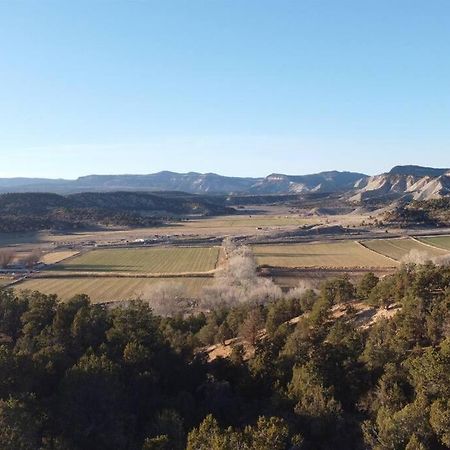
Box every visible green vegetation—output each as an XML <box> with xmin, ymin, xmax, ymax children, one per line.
<box><xmin>14</xmin><ymin>247</ymin><xmax>220</xmax><ymax>303</ymax></box>
<box><xmin>54</xmin><ymin>247</ymin><xmax>220</xmax><ymax>274</ymax></box>
<box><xmin>17</xmin><ymin>276</ymin><xmax>210</xmax><ymax>302</ymax></box>
<box><xmin>1</xmin><ymin>262</ymin><xmax>450</xmax><ymax>449</ymax></box>
<box><xmin>362</xmin><ymin>237</ymin><xmax>449</xmax><ymax>261</ymax></box>
<box><xmin>419</xmin><ymin>235</ymin><xmax>450</xmax><ymax>251</ymax></box>
<box><xmin>252</xmin><ymin>240</ymin><xmax>395</xmax><ymax>268</ymax></box>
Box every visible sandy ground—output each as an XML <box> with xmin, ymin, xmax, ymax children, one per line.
<box><xmin>204</xmin><ymin>300</ymin><xmax>401</xmax><ymax>362</ymax></box>
<box><xmin>0</xmin><ymin>212</ymin><xmax>374</xmax><ymax>252</ymax></box>
<box><xmin>40</xmin><ymin>251</ymin><xmax>80</xmax><ymax>265</ymax></box>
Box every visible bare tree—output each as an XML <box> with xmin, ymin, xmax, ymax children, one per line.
<box><xmin>201</xmin><ymin>244</ymin><xmax>282</xmax><ymax>310</ymax></box>
<box><xmin>401</xmin><ymin>249</ymin><xmax>450</xmax><ymax>267</ymax></box>
<box><xmin>139</xmin><ymin>281</ymin><xmax>187</xmax><ymax>316</ymax></box>
<box><xmin>222</xmin><ymin>236</ymin><xmax>237</xmax><ymax>257</ymax></box>
<box><xmin>401</xmin><ymin>249</ymin><xmax>432</xmax><ymax>265</ymax></box>
<box><xmin>22</xmin><ymin>249</ymin><xmax>43</xmax><ymax>270</ymax></box>
<box><xmin>0</xmin><ymin>249</ymin><xmax>16</xmax><ymax>269</ymax></box>
<box><xmin>434</xmin><ymin>254</ymin><xmax>450</xmax><ymax>266</ymax></box>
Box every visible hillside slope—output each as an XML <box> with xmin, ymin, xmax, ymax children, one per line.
<box><xmin>0</xmin><ymin>191</ymin><xmax>233</xmax><ymax>232</ymax></box>
<box><xmin>249</xmin><ymin>171</ymin><xmax>367</xmax><ymax>194</ymax></box>
<box><xmin>350</xmin><ymin>165</ymin><xmax>450</xmax><ymax>202</ymax></box>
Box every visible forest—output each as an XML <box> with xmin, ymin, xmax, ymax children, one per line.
<box><xmin>0</xmin><ymin>261</ymin><xmax>450</xmax><ymax>449</ymax></box>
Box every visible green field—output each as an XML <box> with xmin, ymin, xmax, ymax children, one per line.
<box><xmin>418</xmin><ymin>235</ymin><xmax>450</xmax><ymax>251</ymax></box>
<box><xmin>53</xmin><ymin>246</ymin><xmax>220</xmax><ymax>274</ymax></box>
<box><xmin>362</xmin><ymin>238</ymin><xmax>449</xmax><ymax>261</ymax></box>
<box><xmin>16</xmin><ymin>276</ymin><xmax>211</xmax><ymax>302</ymax></box>
<box><xmin>252</xmin><ymin>241</ymin><xmax>395</xmax><ymax>268</ymax></box>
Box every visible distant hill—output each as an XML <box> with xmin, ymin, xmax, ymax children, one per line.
<box><xmin>383</xmin><ymin>198</ymin><xmax>450</xmax><ymax>227</ymax></box>
<box><xmin>350</xmin><ymin>165</ymin><xmax>450</xmax><ymax>202</ymax></box>
<box><xmin>249</xmin><ymin>171</ymin><xmax>367</xmax><ymax>194</ymax></box>
<box><xmin>0</xmin><ymin>191</ymin><xmax>233</xmax><ymax>233</ymax></box>
<box><xmin>388</xmin><ymin>165</ymin><xmax>449</xmax><ymax>177</ymax></box>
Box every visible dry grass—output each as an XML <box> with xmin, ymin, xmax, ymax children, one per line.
<box><xmin>184</xmin><ymin>215</ymin><xmax>319</xmax><ymax>228</ymax></box>
<box><xmin>53</xmin><ymin>246</ymin><xmax>220</xmax><ymax>274</ymax></box>
<box><xmin>0</xmin><ymin>277</ymin><xmax>13</xmax><ymax>288</ymax></box>
<box><xmin>16</xmin><ymin>276</ymin><xmax>211</xmax><ymax>302</ymax></box>
<box><xmin>40</xmin><ymin>251</ymin><xmax>79</xmax><ymax>265</ymax></box>
<box><xmin>252</xmin><ymin>241</ymin><xmax>395</xmax><ymax>268</ymax></box>
<box><xmin>362</xmin><ymin>237</ymin><xmax>449</xmax><ymax>261</ymax></box>
<box><xmin>0</xmin><ymin>212</ymin><xmax>375</xmax><ymax>252</ymax></box>
<box><xmin>418</xmin><ymin>235</ymin><xmax>450</xmax><ymax>251</ymax></box>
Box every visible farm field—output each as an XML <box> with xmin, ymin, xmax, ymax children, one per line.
<box><xmin>252</xmin><ymin>241</ymin><xmax>395</xmax><ymax>268</ymax></box>
<box><xmin>53</xmin><ymin>246</ymin><xmax>220</xmax><ymax>274</ymax></box>
<box><xmin>0</xmin><ymin>277</ymin><xmax>12</xmax><ymax>288</ymax></box>
<box><xmin>41</xmin><ymin>250</ymin><xmax>80</xmax><ymax>265</ymax></box>
<box><xmin>362</xmin><ymin>237</ymin><xmax>449</xmax><ymax>261</ymax></box>
<box><xmin>16</xmin><ymin>276</ymin><xmax>211</xmax><ymax>303</ymax></box>
<box><xmin>418</xmin><ymin>235</ymin><xmax>450</xmax><ymax>251</ymax></box>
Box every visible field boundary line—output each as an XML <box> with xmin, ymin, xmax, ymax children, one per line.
<box><xmin>258</xmin><ymin>264</ymin><xmax>396</xmax><ymax>273</ymax></box>
<box><xmin>356</xmin><ymin>240</ymin><xmax>399</xmax><ymax>264</ymax></box>
<box><xmin>31</xmin><ymin>270</ymin><xmax>216</xmax><ymax>279</ymax></box>
<box><xmin>41</xmin><ymin>250</ymin><xmax>81</xmax><ymax>266</ymax></box>
<box><xmin>214</xmin><ymin>246</ymin><xmax>224</xmax><ymax>269</ymax></box>
<box><xmin>0</xmin><ymin>276</ymin><xmax>29</xmax><ymax>290</ymax></box>
<box><xmin>411</xmin><ymin>236</ymin><xmax>450</xmax><ymax>253</ymax></box>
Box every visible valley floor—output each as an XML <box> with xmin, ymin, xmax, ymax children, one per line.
<box><xmin>2</xmin><ymin>209</ymin><xmax>450</xmax><ymax>303</ymax></box>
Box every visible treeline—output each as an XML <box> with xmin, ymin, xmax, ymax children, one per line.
<box><xmin>0</xmin><ymin>191</ymin><xmax>233</xmax><ymax>232</ymax></box>
<box><xmin>1</xmin><ymin>263</ymin><xmax>450</xmax><ymax>449</ymax></box>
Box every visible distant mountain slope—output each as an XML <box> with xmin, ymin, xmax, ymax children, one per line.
<box><xmin>74</xmin><ymin>172</ymin><xmax>260</xmax><ymax>194</ymax></box>
<box><xmin>0</xmin><ymin>172</ymin><xmax>260</xmax><ymax>194</ymax></box>
<box><xmin>249</xmin><ymin>171</ymin><xmax>367</xmax><ymax>194</ymax></box>
<box><xmin>1</xmin><ymin>166</ymin><xmax>449</xmax><ymax>200</ymax></box>
<box><xmin>0</xmin><ymin>170</ymin><xmax>368</xmax><ymax>195</ymax></box>
<box><xmin>350</xmin><ymin>165</ymin><xmax>450</xmax><ymax>202</ymax></box>
<box><xmin>389</xmin><ymin>165</ymin><xmax>449</xmax><ymax>177</ymax></box>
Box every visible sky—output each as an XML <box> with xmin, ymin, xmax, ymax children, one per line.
<box><xmin>0</xmin><ymin>0</ymin><xmax>449</xmax><ymax>178</ymax></box>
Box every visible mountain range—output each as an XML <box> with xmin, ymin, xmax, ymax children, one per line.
<box><xmin>350</xmin><ymin>165</ymin><xmax>450</xmax><ymax>202</ymax></box>
<box><xmin>0</xmin><ymin>165</ymin><xmax>449</xmax><ymax>201</ymax></box>
<box><xmin>0</xmin><ymin>171</ymin><xmax>365</xmax><ymax>195</ymax></box>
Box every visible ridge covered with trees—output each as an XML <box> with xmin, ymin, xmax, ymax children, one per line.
<box><xmin>384</xmin><ymin>198</ymin><xmax>450</xmax><ymax>227</ymax></box>
<box><xmin>0</xmin><ymin>192</ymin><xmax>233</xmax><ymax>233</ymax></box>
<box><xmin>0</xmin><ymin>260</ymin><xmax>449</xmax><ymax>448</ymax></box>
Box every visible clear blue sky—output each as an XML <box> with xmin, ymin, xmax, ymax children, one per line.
<box><xmin>0</xmin><ymin>0</ymin><xmax>449</xmax><ymax>178</ymax></box>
